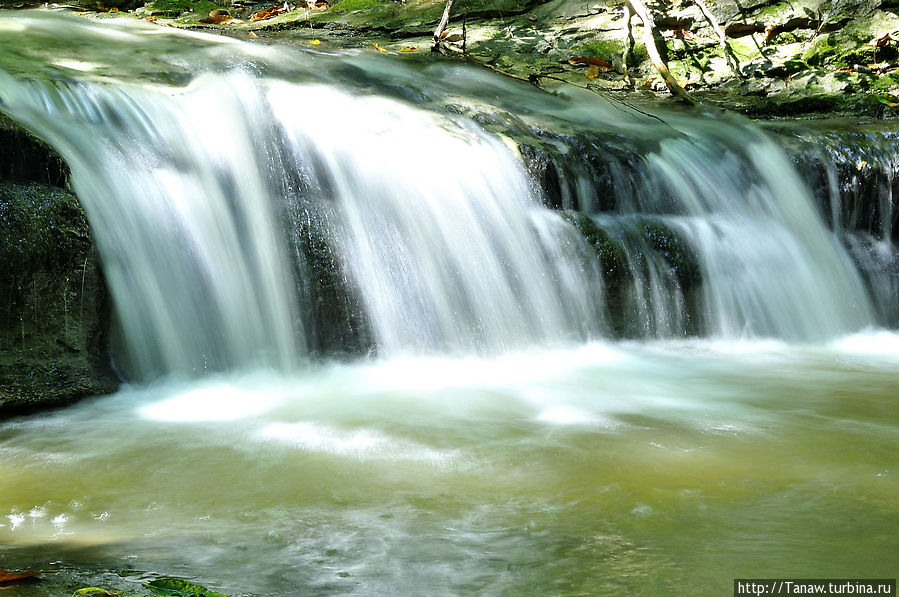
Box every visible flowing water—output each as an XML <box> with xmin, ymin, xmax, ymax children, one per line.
<box><xmin>1</xmin><ymin>10</ymin><xmax>897</xmax><ymax>596</ymax></box>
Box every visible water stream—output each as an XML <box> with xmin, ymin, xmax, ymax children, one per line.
<box><xmin>1</xmin><ymin>10</ymin><xmax>897</xmax><ymax>596</ymax></box>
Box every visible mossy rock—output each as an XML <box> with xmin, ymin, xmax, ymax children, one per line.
<box><xmin>0</xmin><ymin>180</ymin><xmax>117</xmax><ymax>416</ymax></box>
<box><xmin>566</xmin><ymin>212</ymin><xmax>628</xmax><ymax>284</ymax></box>
<box><xmin>640</xmin><ymin>220</ymin><xmax>701</xmax><ymax>289</ymax></box>
<box><xmin>0</xmin><ymin>182</ymin><xmax>91</xmax><ymax>276</ymax></box>
<box><xmin>0</xmin><ymin>116</ymin><xmax>69</xmax><ymax>188</ymax></box>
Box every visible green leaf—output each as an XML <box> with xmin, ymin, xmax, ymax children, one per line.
<box><xmin>72</xmin><ymin>588</ymin><xmax>128</xmax><ymax>597</ymax></box>
<box><xmin>874</xmin><ymin>93</ymin><xmax>899</xmax><ymax>106</ymax></box>
<box><xmin>144</xmin><ymin>577</ymin><xmax>229</xmax><ymax>597</ymax></box>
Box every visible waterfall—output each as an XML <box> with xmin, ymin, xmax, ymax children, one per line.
<box><xmin>0</xmin><ymin>72</ymin><xmax>306</xmax><ymax>379</ymax></box>
<box><xmin>267</xmin><ymin>82</ymin><xmax>603</xmax><ymax>354</ymax></box>
<box><xmin>0</xmin><ymin>12</ymin><xmax>886</xmax><ymax>381</ymax></box>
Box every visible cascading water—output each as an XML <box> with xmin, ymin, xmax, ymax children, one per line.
<box><xmin>0</xmin><ymin>12</ymin><xmax>885</xmax><ymax>370</ymax></box>
<box><xmin>0</xmin><ymin>71</ymin><xmax>307</xmax><ymax>379</ymax></box>
<box><xmin>1</xmin><ymin>12</ymin><xmax>898</xmax><ymax>597</ymax></box>
<box><xmin>269</xmin><ymin>82</ymin><xmax>604</xmax><ymax>354</ymax></box>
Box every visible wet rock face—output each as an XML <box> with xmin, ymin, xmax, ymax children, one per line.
<box><xmin>0</xmin><ymin>119</ymin><xmax>118</xmax><ymax>416</ymax></box>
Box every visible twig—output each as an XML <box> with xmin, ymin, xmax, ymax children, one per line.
<box><xmin>622</xmin><ymin>1</ymin><xmax>636</xmax><ymax>88</ymax></box>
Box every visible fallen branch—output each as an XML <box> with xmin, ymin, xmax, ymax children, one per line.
<box><xmin>432</xmin><ymin>0</ymin><xmax>454</xmax><ymax>52</ymax></box>
<box><xmin>625</xmin><ymin>0</ymin><xmax>696</xmax><ymax>103</ymax></box>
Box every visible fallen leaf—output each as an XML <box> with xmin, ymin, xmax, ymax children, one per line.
<box><xmin>872</xmin><ymin>32</ymin><xmax>898</xmax><ymax>47</ymax></box>
<box><xmin>568</xmin><ymin>56</ymin><xmax>614</xmax><ymax>71</ymax></box>
<box><xmin>674</xmin><ymin>28</ymin><xmax>693</xmax><ymax>40</ymax></box>
<box><xmin>857</xmin><ymin>160</ymin><xmax>868</xmax><ymax>170</ymax></box>
<box><xmin>247</xmin><ymin>31</ymin><xmax>258</xmax><ymax>38</ymax></box>
<box><xmin>310</xmin><ymin>38</ymin><xmax>321</xmax><ymax>45</ymax></box>
<box><xmin>585</xmin><ymin>64</ymin><xmax>600</xmax><ymax>79</ymax></box>
<box><xmin>314</xmin><ymin>1</ymin><xmax>329</xmax><ymax>7</ymax></box>
<box><xmin>108</xmin><ymin>6</ymin><xmax>118</xmax><ymax>12</ymax></box>
<box><xmin>144</xmin><ymin>15</ymin><xmax>157</xmax><ymax>21</ymax></box>
<box><xmin>398</xmin><ymin>45</ymin><xmax>418</xmax><ymax>52</ymax></box>
<box><xmin>199</xmin><ymin>14</ymin><xmax>234</xmax><ymax>23</ymax></box>
<box><xmin>72</xmin><ymin>588</ymin><xmax>128</xmax><ymax>596</ymax></box>
<box><xmin>250</xmin><ymin>3</ymin><xmax>290</xmax><ymax>21</ymax></box>
<box><xmin>0</xmin><ymin>569</ymin><xmax>41</xmax><ymax>585</ymax></box>
<box><xmin>373</xmin><ymin>43</ymin><xmax>387</xmax><ymax>53</ymax></box>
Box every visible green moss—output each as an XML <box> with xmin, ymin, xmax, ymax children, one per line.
<box><xmin>304</xmin><ymin>0</ymin><xmax>412</xmax><ymax>29</ymax></box>
<box><xmin>329</xmin><ymin>0</ymin><xmax>391</xmax><ymax>13</ymax></box>
<box><xmin>566</xmin><ymin>213</ymin><xmax>627</xmax><ymax>284</ymax></box>
<box><xmin>832</xmin><ymin>45</ymin><xmax>877</xmax><ymax>67</ymax></box>
<box><xmin>632</xmin><ymin>42</ymin><xmax>649</xmax><ymax>64</ymax></box>
<box><xmin>640</xmin><ymin>221</ymin><xmax>700</xmax><ymax>288</ymax></box>
<box><xmin>870</xmin><ymin>73</ymin><xmax>899</xmax><ymax>92</ymax></box>
<box><xmin>0</xmin><ymin>182</ymin><xmax>90</xmax><ymax>276</ymax></box>
<box><xmin>146</xmin><ymin>0</ymin><xmax>222</xmax><ymax>16</ymax></box>
<box><xmin>575</xmin><ymin>39</ymin><xmax>625</xmax><ymax>59</ymax></box>
<box><xmin>730</xmin><ymin>38</ymin><xmax>763</xmax><ymax>61</ymax></box>
<box><xmin>145</xmin><ymin>577</ymin><xmax>228</xmax><ymax>596</ymax></box>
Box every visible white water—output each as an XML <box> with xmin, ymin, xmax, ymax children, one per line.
<box><xmin>269</xmin><ymin>82</ymin><xmax>603</xmax><ymax>354</ymax></box>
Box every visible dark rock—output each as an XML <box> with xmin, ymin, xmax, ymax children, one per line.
<box><xmin>0</xmin><ymin>176</ymin><xmax>117</xmax><ymax>416</ymax></box>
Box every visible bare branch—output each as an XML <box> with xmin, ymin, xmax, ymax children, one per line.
<box><xmin>626</xmin><ymin>0</ymin><xmax>696</xmax><ymax>103</ymax></box>
<box><xmin>432</xmin><ymin>0</ymin><xmax>455</xmax><ymax>51</ymax></box>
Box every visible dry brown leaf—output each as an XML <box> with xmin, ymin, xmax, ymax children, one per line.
<box><xmin>585</xmin><ymin>64</ymin><xmax>600</xmax><ymax>79</ymax></box>
<box><xmin>0</xmin><ymin>569</ymin><xmax>41</xmax><ymax>585</ymax></box>
<box><xmin>199</xmin><ymin>14</ymin><xmax>233</xmax><ymax>23</ymax></box>
<box><xmin>674</xmin><ymin>28</ymin><xmax>693</xmax><ymax>40</ymax></box>
<box><xmin>247</xmin><ymin>31</ymin><xmax>258</xmax><ymax>38</ymax></box>
<box><xmin>250</xmin><ymin>4</ymin><xmax>289</xmax><ymax>21</ymax></box>
<box><xmin>873</xmin><ymin>32</ymin><xmax>898</xmax><ymax>47</ymax></box>
<box><xmin>144</xmin><ymin>15</ymin><xmax>157</xmax><ymax>21</ymax></box>
<box><xmin>568</xmin><ymin>56</ymin><xmax>613</xmax><ymax>71</ymax></box>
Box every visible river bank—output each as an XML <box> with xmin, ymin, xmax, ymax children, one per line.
<box><xmin>3</xmin><ymin>0</ymin><xmax>898</xmax><ymax>116</ymax></box>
